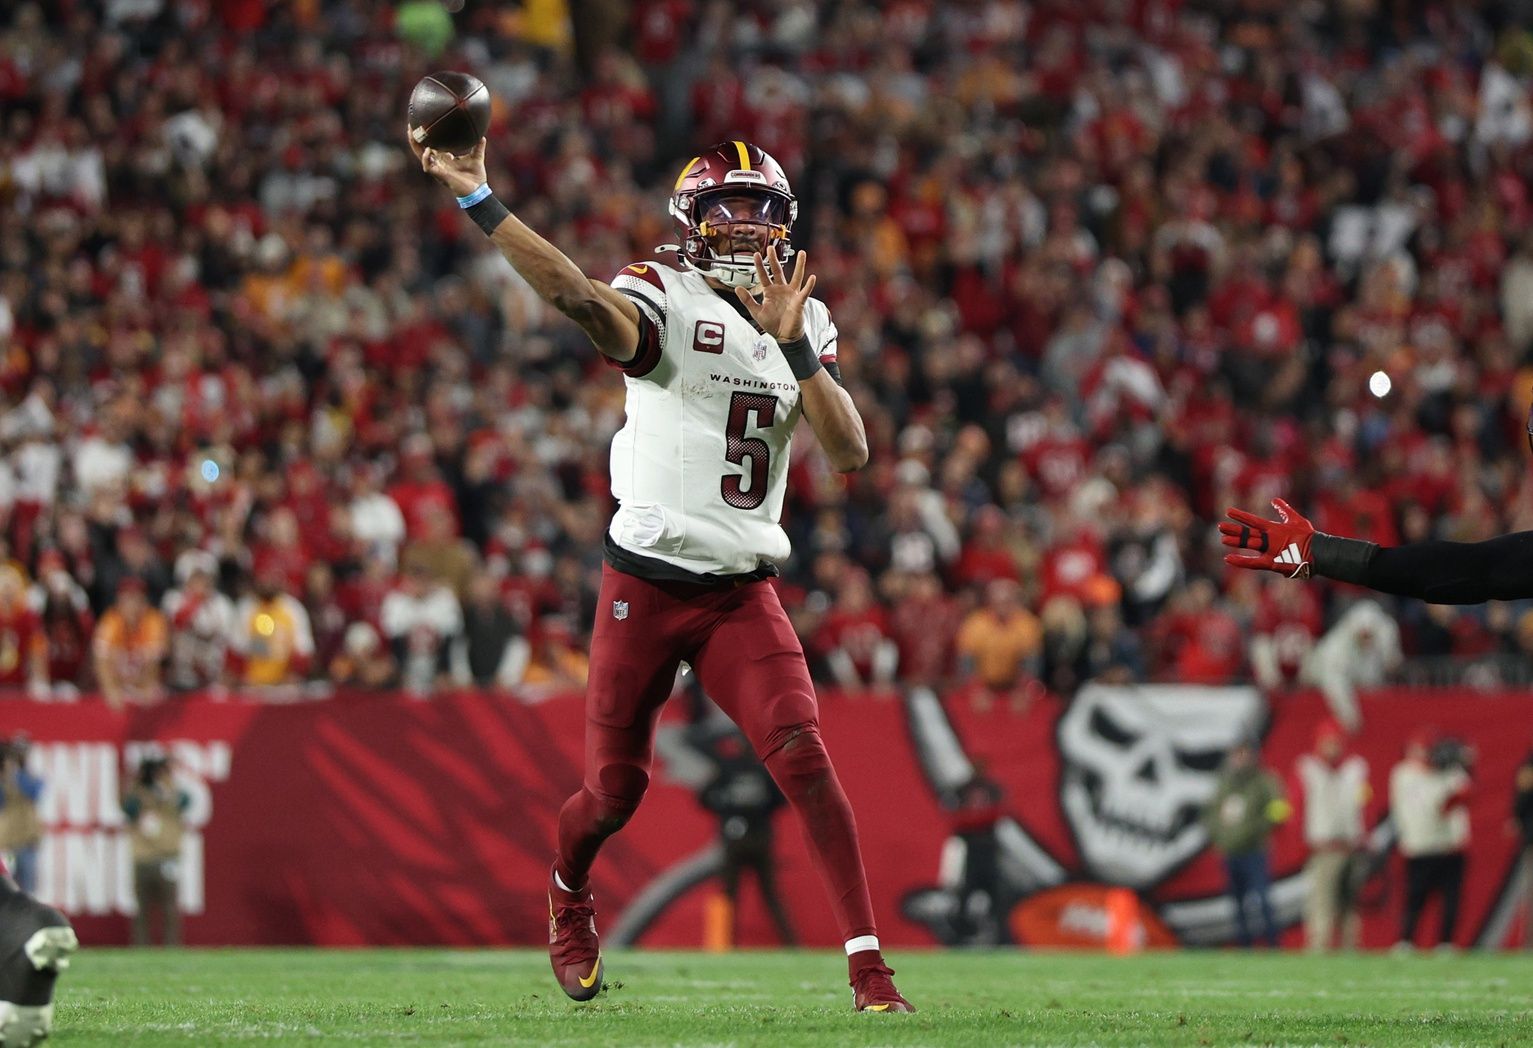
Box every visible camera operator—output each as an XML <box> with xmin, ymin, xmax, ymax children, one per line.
<box><xmin>121</xmin><ymin>753</ymin><xmax>190</xmax><ymax>946</ymax></box>
<box><xmin>938</xmin><ymin>775</ymin><xmax>1007</xmax><ymax>945</ymax></box>
<box><xmin>0</xmin><ymin>735</ymin><xmax>44</xmax><ymax>893</ymax></box>
<box><xmin>695</xmin><ymin>726</ymin><xmax>797</xmax><ymax>946</ymax></box>
<box><xmin>1390</xmin><ymin>730</ymin><xmax>1473</xmax><ymax>951</ymax></box>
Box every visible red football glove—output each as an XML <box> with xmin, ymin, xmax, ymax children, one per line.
<box><xmin>1219</xmin><ymin>498</ymin><xmax>1316</xmax><ymax>579</ymax></box>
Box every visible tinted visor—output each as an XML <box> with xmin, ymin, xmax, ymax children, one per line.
<box><xmin>697</xmin><ymin>190</ymin><xmax>789</xmax><ymax>230</ymax></box>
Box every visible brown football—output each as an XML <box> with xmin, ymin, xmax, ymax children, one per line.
<box><xmin>408</xmin><ymin>71</ymin><xmax>491</xmax><ymax>155</ymax></box>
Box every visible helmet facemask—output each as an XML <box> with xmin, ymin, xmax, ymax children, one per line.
<box><xmin>674</xmin><ymin>188</ymin><xmax>792</xmax><ymax>289</ymax></box>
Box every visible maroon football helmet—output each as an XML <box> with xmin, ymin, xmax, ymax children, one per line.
<box><xmin>666</xmin><ymin>141</ymin><xmax>797</xmax><ymax>288</ymax></box>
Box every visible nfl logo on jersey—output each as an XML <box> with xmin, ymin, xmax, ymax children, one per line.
<box><xmin>612</xmin><ymin>600</ymin><xmax>629</xmax><ymax>620</ymax></box>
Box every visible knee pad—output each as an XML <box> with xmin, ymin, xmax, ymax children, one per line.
<box><xmin>590</xmin><ymin>763</ymin><xmax>649</xmax><ymax>830</ymax></box>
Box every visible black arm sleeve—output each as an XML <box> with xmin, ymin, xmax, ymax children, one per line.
<box><xmin>1325</xmin><ymin>531</ymin><xmax>1533</xmax><ymax>604</ymax></box>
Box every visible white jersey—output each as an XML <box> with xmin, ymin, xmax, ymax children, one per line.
<box><xmin>606</xmin><ymin>260</ymin><xmax>838</xmax><ymax>576</ymax></box>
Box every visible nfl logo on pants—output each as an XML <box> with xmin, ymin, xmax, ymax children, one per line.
<box><xmin>612</xmin><ymin>600</ymin><xmax>629</xmax><ymax>620</ymax></box>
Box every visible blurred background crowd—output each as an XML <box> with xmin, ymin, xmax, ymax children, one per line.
<box><xmin>4</xmin><ymin>0</ymin><xmax>1533</xmax><ymax>709</ymax></box>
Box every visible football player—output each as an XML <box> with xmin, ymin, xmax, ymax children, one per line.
<box><xmin>0</xmin><ymin>858</ymin><xmax>77</xmax><ymax>1047</ymax></box>
<box><xmin>1221</xmin><ymin>498</ymin><xmax>1533</xmax><ymax>602</ymax></box>
<box><xmin>411</xmin><ymin>134</ymin><xmax>912</xmax><ymax>1012</ymax></box>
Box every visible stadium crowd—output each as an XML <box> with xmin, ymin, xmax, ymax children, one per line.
<box><xmin>3</xmin><ymin>0</ymin><xmax>1533</xmax><ymax>708</ymax></box>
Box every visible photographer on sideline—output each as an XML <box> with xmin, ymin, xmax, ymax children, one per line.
<box><xmin>0</xmin><ymin>735</ymin><xmax>44</xmax><ymax>893</ymax></box>
<box><xmin>695</xmin><ymin>725</ymin><xmax>798</xmax><ymax>947</ymax></box>
<box><xmin>1203</xmin><ymin>739</ymin><xmax>1290</xmax><ymax>948</ymax></box>
<box><xmin>121</xmin><ymin>753</ymin><xmax>191</xmax><ymax>946</ymax></box>
<box><xmin>1390</xmin><ymin>730</ymin><xmax>1472</xmax><ymax>951</ymax></box>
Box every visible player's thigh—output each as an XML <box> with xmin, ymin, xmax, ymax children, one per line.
<box><xmin>692</xmin><ymin>582</ymin><xmax>818</xmax><ymax>758</ymax></box>
<box><xmin>585</xmin><ymin>566</ymin><xmax>684</xmax><ymax>778</ymax></box>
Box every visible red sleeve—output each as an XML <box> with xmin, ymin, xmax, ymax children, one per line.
<box><xmin>602</xmin><ymin>309</ymin><xmax>663</xmax><ymax>378</ymax></box>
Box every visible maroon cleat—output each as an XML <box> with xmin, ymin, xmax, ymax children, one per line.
<box><xmin>851</xmin><ymin>962</ymin><xmax>915</xmax><ymax>1013</ymax></box>
<box><xmin>547</xmin><ymin>866</ymin><xmax>603</xmax><ymax>1002</ymax></box>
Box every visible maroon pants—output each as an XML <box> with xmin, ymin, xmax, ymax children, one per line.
<box><xmin>556</xmin><ymin>563</ymin><xmax>877</xmax><ymax>943</ymax></box>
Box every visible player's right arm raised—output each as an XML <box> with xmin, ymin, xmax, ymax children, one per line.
<box><xmin>411</xmin><ymin>134</ymin><xmax>641</xmax><ymax>363</ymax></box>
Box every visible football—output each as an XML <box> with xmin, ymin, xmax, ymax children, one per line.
<box><xmin>408</xmin><ymin>71</ymin><xmax>491</xmax><ymax>154</ymax></box>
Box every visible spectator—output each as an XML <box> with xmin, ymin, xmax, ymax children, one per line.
<box><xmin>1203</xmin><ymin>740</ymin><xmax>1290</xmax><ymax>949</ymax></box>
<box><xmin>1081</xmin><ymin>600</ymin><xmax>1144</xmax><ymax>684</ymax></box>
<box><xmin>30</xmin><ymin>550</ymin><xmax>92</xmax><ymax>699</ymax></box>
<box><xmin>248</xmin><ymin>507</ymin><xmax>312</xmax><ymax>598</ymax></box>
<box><xmin>231</xmin><ymin>568</ymin><xmax>315</xmax><ymax>693</ymax></box>
<box><xmin>1391</xmin><ymin>732</ymin><xmax>1473</xmax><ymax>952</ymax></box>
<box><xmin>0</xmin><ymin>735</ymin><xmax>43</xmax><ymax>893</ymax></box>
<box><xmin>97</xmin><ymin>527</ymin><xmax>171</xmax><ymax>611</ymax></box>
<box><xmin>455</xmin><ymin>574</ymin><xmax>528</xmax><ymax>691</ymax></box>
<box><xmin>1037</xmin><ymin>595</ymin><xmax>1089</xmax><ymax>696</ymax></box>
<box><xmin>388</xmin><ymin>435</ymin><xmax>457</xmax><ymax>540</ymax></box>
<box><xmin>955</xmin><ymin>579</ymin><xmax>1041</xmax><ymax>713</ymax></box>
<box><xmin>1107</xmin><ymin>493</ymin><xmax>1183</xmax><ymax>627</ymax></box>
<box><xmin>1157</xmin><ymin>578</ymin><xmax>1246</xmax><ymax>686</ymax></box>
<box><xmin>0</xmin><ymin>566</ymin><xmax>46</xmax><ymax>698</ymax></box>
<box><xmin>302</xmin><ymin>563</ymin><xmax>351</xmax><ymax>684</ymax></box>
<box><xmin>884</xmin><ymin>466</ymin><xmax>960</xmax><ymax>575</ymax></box>
<box><xmin>71</xmin><ymin>406</ymin><xmax>132</xmax><ymax>500</ymax></box>
<box><xmin>819</xmin><ymin>570</ymin><xmax>898</xmax><ymax>694</ymax></box>
<box><xmin>520</xmin><ymin>616</ymin><xmax>589</xmax><ymax>696</ymax></box>
<box><xmin>887</xmin><ymin>571</ymin><xmax>961</xmax><ymax>689</ymax></box>
<box><xmin>952</xmin><ymin>506</ymin><xmax>1020</xmax><ymax>588</ymax></box>
<box><xmin>161</xmin><ymin>551</ymin><xmax>236</xmax><ymax>694</ymax></box>
<box><xmin>1295</xmin><ymin>719</ymin><xmax>1369</xmax><ymax>952</ymax></box>
<box><xmin>381</xmin><ymin>561</ymin><xmax>463</xmax><ymax>697</ymax></box>
<box><xmin>329</xmin><ymin>622</ymin><xmax>398</xmax><ymax>691</ymax></box>
<box><xmin>348</xmin><ymin>463</ymin><xmax>407</xmax><ymax>568</ymax></box>
<box><xmin>400</xmin><ymin>502</ymin><xmax>478</xmax><ymax>600</ymax></box>
<box><xmin>1303</xmin><ymin>600</ymin><xmax>1403</xmax><ymax>733</ymax></box>
<box><xmin>93</xmin><ymin>577</ymin><xmax>168</xmax><ymax>710</ymax></box>
<box><xmin>1250</xmin><ymin>583</ymin><xmax>1323</xmax><ymax>694</ymax></box>
<box><xmin>121</xmin><ymin>754</ymin><xmax>189</xmax><ymax>947</ymax></box>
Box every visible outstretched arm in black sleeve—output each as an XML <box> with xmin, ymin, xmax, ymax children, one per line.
<box><xmin>1219</xmin><ymin>498</ymin><xmax>1533</xmax><ymax>603</ymax></box>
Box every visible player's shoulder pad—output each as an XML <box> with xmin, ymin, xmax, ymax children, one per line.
<box><xmin>803</xmin><ymin>295</ymin><xmax>838</xmax><ymax>361</ymax></box>
<box><xmin>611</xmin><ymin>260</ymin><xmax>670</xmax><ymax>295</ymax></box>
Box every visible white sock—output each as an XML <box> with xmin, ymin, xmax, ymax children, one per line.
<box><xmin>553</xmin><ymin>870</ymin><xmax>576</xmax><ymax>893</ymax></box>
<box><xmin>844</xmin><ymin>935</ymin><xmax>880</xmax><ymax>956</ymax></box>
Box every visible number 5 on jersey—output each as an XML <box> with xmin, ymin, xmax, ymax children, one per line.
<box><xmin>722</xmin><ymin>392</ymin><xmax>778</xmax><ymax>510</ymax></box>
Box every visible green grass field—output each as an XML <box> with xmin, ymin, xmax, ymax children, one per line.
<box><xmin>57</xmin><ymin>947</ymin><xmax>1533</xmax><ymax>1046</ymax></box>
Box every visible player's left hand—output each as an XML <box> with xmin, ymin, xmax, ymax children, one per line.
<box><xmin>1219</xmin><ymin>498</ymin><xmax>1316</xmax><ymax>578</ymax></box>
<box><xmin>735</xmin><ymin>250</ymin><xmax>817</xmax><ymax>342</ymax></box>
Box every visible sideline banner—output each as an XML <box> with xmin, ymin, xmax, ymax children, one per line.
<box><xmin>0</xmin><ymin>687</ymin><xmax>1525</xmax><ymax>949</ymax></box>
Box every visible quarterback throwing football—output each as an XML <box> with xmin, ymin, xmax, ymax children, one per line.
<box><xmin>411</xmin><ymin>132</ymin><xmax>912</xmax><ymax>1012</ymax></box>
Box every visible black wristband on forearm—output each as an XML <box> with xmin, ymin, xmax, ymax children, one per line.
<box><xmin>465</xmin><ymin>195</ymin><xmax>510</xmax><ymax>236</ymax></box>
<box><xmin>1310</xmin><ymin>532</ymin><xmax>1379</xmax><ymax>584</ymax></box>
<box><xmin>778</xmin><ymin>334</ymin><xmax>821</xmax><ymax>382</ymax></box>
